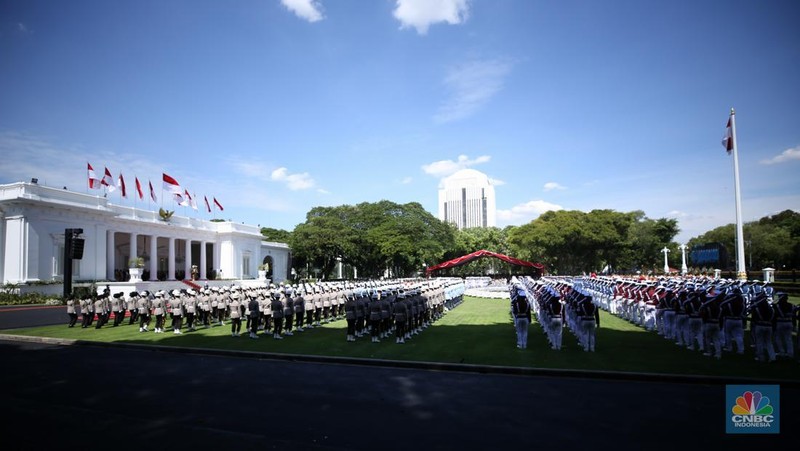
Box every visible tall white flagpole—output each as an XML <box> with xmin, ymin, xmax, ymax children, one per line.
<box><xmin>729</xmin><ymin>108</ymin><xmax>747</xmax><ymax>280</ymax></box>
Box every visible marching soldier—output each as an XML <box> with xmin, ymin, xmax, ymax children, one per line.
<box><xmin>355</xmin><ymin>291</ymin><xmax>367</xmax><ymax>338</ymax></box>
<box><xmin>271</xmin><ymin>291</ymin><xmax>284</xmax><ymax>339</ymax></box>
<box><xmin>345</xmin><ymin>292</ymin><xmax>357</xmax><ymax>342</ymax></box>
<box><xmin>152</xmin><ymin>292</ymin><xmax>166</xmax><ymax>333</ymax></box>
<box><xmin>699</xmin><ymin>292</ymin><xmax>723</xmax><ymax>359</ymax></box>
<box><xmin>66</xmin><ymin>296</ymin><xmax>78</xmax><ymax>327</ymax></box>
<box><xmin>184</xmin><ymin>289</ymin><xmax>197</xmax><ymax>331</ymax></box>
<box><xmin>127</xmin><ymin>291</ymin><xmax>139</xmax><ymax>325</ymax></box>
<box><xmin>369</xmin><ymin>292</ymin><xmax>382</xmax><ymax>343</ymax></box>
<box><xmin>750</xmin><ymin>294</ymin><xmax>776</xmax><ymax>362</ymax></box>
<box><xmin>80</xmin><ymin>296</ymin><xmax>94</xmax><ymax>328</ymax></box>
<box><xmin>137</xmin><ymin>291</ymin><xmax>151</xmax><ymax>332</ymax></box>
<box><xmin>247</xmin><ymin>292</ymin><xmax>260</xmax><ymax>339</ymax></box>
<box><xmin>169</xmin><ymin>291</ymin><xmax>184</xmax><ymax>334</ymax></box>
<box><xmin>719</xmin><ymin>289</ymin><xmax>746</xmax><ymax>354</ymax></box>
<box><xmin>772</xmin><ymin>292</ymin><xmax>794</xmax><ymax>358</ymax></box>
<box><xmin>293</xmin><ymin>288</ymin><xmax>306</xmax><ymax>332</ymax></box>
<box><xmin>511</xmin><ymin>289</ymin><xmax>531</xmax><ymax>349</ymax></box>
<box><xmin>393</xmin><ymin>291</ymin><xmax>408</xmax><ymax>344</ymax></box>
<box><xmin>94</xmin><ymin>294</ymin><xmax>108</xmax><ymax>329</ymax></box>
<box><xmin>229</xmin><ymin>293</ymin><xmax>242</xmax><ymax>337</ymax></box>
<box><xmin>283</xmin><ymin>288</ymin><xmax>295</xmax><ymax>336</ymax></box>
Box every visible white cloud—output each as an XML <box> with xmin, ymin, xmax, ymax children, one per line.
<box><xmin>543</xmin><ymin>182</ymin><xmax>566</xmax><ymax>191</ymax></box>
<box><xmin>400</xmin><ymin>176</ymin><xmax>413</xmax><ymax>184</ymax></box>
<box><xmin>270</xmin><ymin>167</ymin><xmax>316</xmax><ymax>190</ymax></box>
<box><xmin>393</xmin><ymin>0</ymin><xmax>470</xmax><ymax>35</ymax></box>
<box><xmin>422</xmin><ymin>154</ymin><xmax>490</xmax><ymax>178</ymax></box>
<box><xmin>760</xmin><ymin>145</ymin><xmax>800</xmax><ymax>165</ymax></box>
<box><xmin>316</xmin><ymin>188</ymin><xmax>330</xmax><ymax>194</ymax></box>
<box><xmin>434</xmin><ymin>58</ymin><xmax>513</xmax><ymax>123</ymax></box>
<box><xmin>280</xmin><ymin>0</ymin><xmax>325</xmax><ymax>23</ymax></box>
<box><xmin>496</xmin><ymin>200</ymin><xmax>564</xmax><ymax>223</ymax></box>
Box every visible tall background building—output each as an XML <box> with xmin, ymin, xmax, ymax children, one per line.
<box><xmin>438</xmin><ymin>169</ymin><xmax>496</xmax><ymax>230</ymax></box>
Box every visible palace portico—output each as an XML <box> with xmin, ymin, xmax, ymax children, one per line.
<box><xmin>0</xmin><ymin>182</ymin><xmax>290</xmax><ymax>287</ymax></box>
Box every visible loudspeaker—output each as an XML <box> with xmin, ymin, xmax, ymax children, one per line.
<box><xmin>70</xmin><ymin>238</ymin><xmax>85</xmax><ymax>260</ymax></box>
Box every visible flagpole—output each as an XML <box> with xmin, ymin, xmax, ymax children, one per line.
<box><xmin>730</xmin><ymin>108</ymin><xmax>747</xmax><ymax>280</ymax></box>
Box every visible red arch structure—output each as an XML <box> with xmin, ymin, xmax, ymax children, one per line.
<box><xmin>425</xmin><ymin>249</ymin><xmax>544</xmax><ymax>276</ymax></box>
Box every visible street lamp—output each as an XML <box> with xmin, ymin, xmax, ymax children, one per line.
<box><xmin>661</xmin><ymin>247</ymin><xmax>670</xmax><ymax>274</ymax></box>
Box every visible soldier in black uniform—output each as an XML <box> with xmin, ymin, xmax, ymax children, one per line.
<box><xmin>283</xmin><ymin>289</ymin><xmax>295</xmax><ymax>337</ymax></box>
<box><xmin>369</xmin><ymin>292</ymin><xmax>383</xmax><ymax>343</ymax></box>
<box><xmin>393</xmin><ymin>291</ymin><xmax>409</xmax><ymax>344</ymax></box>
<box><xmin>355</xmin><ymin>291</ymin><xmax>367</xmax><ymax>338</ymax></box>
<box><xmin>293</xmin><ymin>288</ymin><xmax>306</xmax><ymax>332</ymax></box>
<box><xmin>271</xmin><ymin>291</ymin><xmax>284</xmax><ymax>340</ymax></box>
<box><xmin>344</xmin><ymin>292</ymin><xmax>357</xmax><ymax>342</ymax></box>
<box><xmin>248</xmin><ymin>292</ymin><xmax>260</xmax><ymax>339</ymax></box>
<box><xmin>699</xmin><ymin>291</ymin><xmax>723</xmax><ymax>359</ymax></box>
<box><xmin>772</xmin><ymin>292</ymin><xmax>794</xmax><ymax>358</ymax></box>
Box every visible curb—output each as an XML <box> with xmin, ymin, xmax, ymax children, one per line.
<box><xmin>2</xmin><ymin>333</ymin><xmax>797</xmax><ymax>387</ymax></box>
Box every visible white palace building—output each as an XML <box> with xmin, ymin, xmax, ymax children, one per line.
<box><xmin>0</xmin><ymin>181</ymin><xmax>290</xmax><ymax>291</ymax></box>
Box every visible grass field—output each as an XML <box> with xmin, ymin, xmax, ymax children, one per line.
<box><xmin>4</xmin><ymin>296</ymin><xmax>798</xmax><ymax>381</ymax></box>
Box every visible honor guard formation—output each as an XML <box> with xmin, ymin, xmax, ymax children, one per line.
<box><xmin>572</xmin><ymin>275</ymin><xmax>797</xmax><ymax>362</ymax></box>
<box><xmin>66</xmin><ymin>278</ymin><xmax>466</xmax><ymax>344</ymax></box>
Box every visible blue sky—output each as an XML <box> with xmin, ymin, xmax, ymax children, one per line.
<box><xmin>1</xmin><ymin>0</ymin><xmax>798</xmax><ymax>244</ymax></box>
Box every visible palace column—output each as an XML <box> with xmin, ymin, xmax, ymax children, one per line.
<box><xmin>130</xmin><ymin>232</ymin><xmax>138</xmax><ymax>263</ymax></box>
<box><xmin>200</xmin><ymin>241</ymin><xmax>207</xmax><ymax>280</ymax></box>
<box><xmin>184</xmin><ymin>238</ymin><xmax>192</xmax><ymax>281</ymax></box>
<box><xmin>106</xmin><ymin>230</ymin><xmax>115</xmax><ymax>280</ymax></box>
<box><xmin>168</xmin><ymin>237</ymin><xmax>176</xmax><ymax>281</ymax></box>
<box><xmin>149</xmin><ymin>234</ymin><xmax>158</xmax><ymax>281</ymax></box>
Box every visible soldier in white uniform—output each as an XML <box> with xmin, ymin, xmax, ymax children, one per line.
<box><xmin>137</xmin><ymin>291</ymin><xmax>151</xmax><ymax>332</ymax></box>
<box><xmin>170</xmin><ymin>291</ymin><xmax>184</xmax><ymax>334</ymax></box>
<box><xmin>184</xmin><ymin>289</ymin><xmax>197</xmax><ymax>331</ymax></box>
<box><xmin>66</xmin><ymin>296</ymin><xmax>78</xmax><ymax>327</ymax></box>
<box><xmin>229</xmin><ymin>293</ymin><xmax>242</xmax><ymax>337</ymax></box>
<box><xmin>152</xmin><ymin>292</ymin><xmax>166</xmax><ymax>333</ymax></box>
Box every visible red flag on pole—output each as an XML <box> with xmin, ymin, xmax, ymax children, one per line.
<box><xmin>101</xmin><ymin>167</ymin><xmax>116</xmax><ymax>192</ymax></box>
<box><xmin>87</xmin><ymin>163</ymin><xmax>101</xmax><ymax>189</ymax></box>
<box><xmin>722</xmin><ymin>116</ymin><xmax>733</xmax><ymax>155</ymax></box>
<box><xmin>148</xmin><ymin>180</ymin><xmax>157</xmax><ymax>202</ymax></box>
<box><xmin>204</xmin><ymin>195</ymin><xmax>211</xmax><ymax>213</ymax></box>
<box><xmin>117</xmin><ymin>173</ymin><xmax>127</xmax><ymax>198</ymax></box>
<box><xmin>213</xmin><ymin>197</ymin><xmax>224</xmax><ymax>211</ymax></box>
<box><xmin>162</xmin><ymin>173</ymin><xmax>183</xmax><ymax>204</ymax></box>
<box><xmin>135</xmin><ymin>177</ymin><xmax>144</xmax><ymax>200</ymax></box>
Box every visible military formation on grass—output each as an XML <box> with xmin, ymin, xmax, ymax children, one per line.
<box><xmin>66</xmin><ymin>279</ymin><xmax>466</xmax><ymax>344</ymax></box>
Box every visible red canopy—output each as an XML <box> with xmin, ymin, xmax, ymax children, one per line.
<box><xmin>426</xmin><ymin>249</ymin><xmax>544</xmax><ymax>275</ymax></box>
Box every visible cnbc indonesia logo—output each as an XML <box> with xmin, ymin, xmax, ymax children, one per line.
<box><xmin>730</xmin><ymin>390</ymin><xmax>776</xmax><ymax>431</ymax></box>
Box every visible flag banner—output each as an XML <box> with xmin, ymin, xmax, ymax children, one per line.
<box><xmin>722</xmin><ymin>116</ymin><xmax>733</xmax><ymax>155</ymax></box>
<box><xmin>204</xmin><ymin>195</ymin><xmax>211</xmax><ymax>213</ymax></box>
<box><xmin>162</xmin><ymin>173</ymin><xmax>183</xmax><ymax>204</ymax></box>
<box><xmin>190</xmin><ymin>192</ymin><xmax>198</xmax><ymax>210</ymax></box>
<box><xmin>87</xmin><ymin>163</ymin><xmax>101</xmax><ymax>189</ymax></box>
<box><xmin>117</xmin><ymin>173</ymin><xmax>127</xmax><ymax>198</ymax></box>
<box><xmin>102</xmin><ymin>167</ymin><xmax>116</xmax><ymax>192</ymax></box>
<box><xmin>180</xmin><ymin>189</ymin><xmax>193</xmax><ymax>208</ymax></box>
<box><xmin>135</xmin><ymin>177</ymin><xmax>144</xmax><ymax>200</ymax></box>
<box><xmin>148</xmin><ymin>180</ymin><xmax>157</xmax><ymax>202</ymax></box>
<box><xmin>213</xmin><ymin>197</ymin><xmax>224</xmax><ymax>211</ymax></box>
<box><xmin>162</xmin><ymin>173</ymin><xmax>181</xmax><ymax>194</ymax></box>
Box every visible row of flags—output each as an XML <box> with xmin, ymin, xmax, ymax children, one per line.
<box><xmin>87</xmin><ymin>163</ymin><xmax>223</xmax><ymax>213</ymax></box>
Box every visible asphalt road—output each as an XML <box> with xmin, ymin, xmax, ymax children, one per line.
<box><xmin>2</xmin><ymin>339</ymin><xmax>795</xmax><ymax>450</ymax></box>
<box><xmin>0</xmin><ymin>304</ymin><xmax>65</xmax><ymax>329</ymax></box>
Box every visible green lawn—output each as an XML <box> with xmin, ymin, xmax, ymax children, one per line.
<box><xmin>4</xmin><ymin>296</ymin><xmax>798</xmax><ymax>381</ymax></box>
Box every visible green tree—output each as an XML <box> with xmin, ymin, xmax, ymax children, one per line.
<box><xmin>260</xmin><ymin>227</ymin><xmax>292</xmax><ymax>243</ymax></box>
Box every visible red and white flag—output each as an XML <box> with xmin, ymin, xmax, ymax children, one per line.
<box><xmin>213</xmin><ymin>197</ymin><xmax>224</xmax><ymax>211</ymax></box>
<box><xmin>162</xmin><ymin>173</ymin><xmax>183</xmax><ymax>204</ymax></box>
<box><xmin>135</xmin><ymin>177</ymin><xmax>144</xmax><ymax>200</ymax></box>
<box><xmin>148</xmin><ymin>180</ymin><xmax>157</xmax><ymax>202</ymax></box>
<box><xmin>181</xmin><ymin>190</ymin><xmax>197</xmax><ymax>210</ymax></box>
<box><xmin>87</xmin><ymin>163</ymin><xmax>101</xmax><ymax>189</ymax></box>
<box><xmin>722</xmin><ymin>116</ymin><xmax>733</xmax><ymax>155</ymax></box>
<box><xmin>117</xmin><ymin>173</ymin><xmax>127</xmax><ymax>198</ymax></box>
<box><xmin>101</xmin><ymin>167</ymin><xmax>116</xmax><ymax>192</ymax></box>
<box><xmin>190</xmin><ymin>192</ymin><xmax>198</xmax><ymax>210</ymax></box>
<box><xmin>204</xmin><ymin>195</ymin><xmax>211</xmax><ymax>213</ymax></box>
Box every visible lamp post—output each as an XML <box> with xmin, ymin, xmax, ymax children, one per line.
<box><xmin>661</xmin><ymin>247</ymin><xmax>670</xmax><ymax>274</ymax></box>
<box><xmin>679</xmin><ymin>244</ymin><xmax>688</xmax><ymax>275</ymax></box>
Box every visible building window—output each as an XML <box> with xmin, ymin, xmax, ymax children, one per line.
<box><xmin>242</xmin><ymin>255</ymin><xmax>251</xmax><ymax>278</ymax></box>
